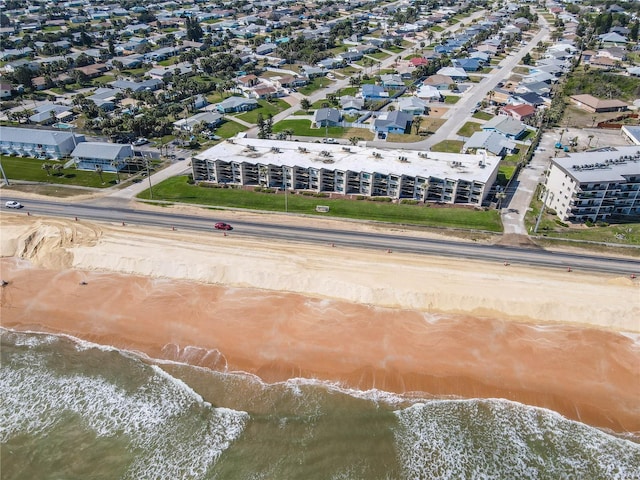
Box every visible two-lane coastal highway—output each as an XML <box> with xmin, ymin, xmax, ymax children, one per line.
<box><xmin>2</xmin><ymin>197</ymin><xmax>639</xmax><ymax>276</ymax></box>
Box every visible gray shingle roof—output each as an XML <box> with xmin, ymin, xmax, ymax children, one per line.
<box><xmin>0</xmin><ymin>126</ymin><xmax>75</xmax><ymax>146</ymax></box>
<box><xmin>72</xmin><ymin>142</ymin><xmax>131</xmax><ymax>160</ymax></box>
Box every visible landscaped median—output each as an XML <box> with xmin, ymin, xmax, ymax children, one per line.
<box><xmin>136</xmin><ymin>175</ymin><xmax>503</xmax><ymax>232</ymax></box>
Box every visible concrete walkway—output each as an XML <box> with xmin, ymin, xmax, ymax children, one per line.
<box><xmin>107</xmin><ymin>160</ymin><xmax>192</xmax><ymax>199</ymax></box>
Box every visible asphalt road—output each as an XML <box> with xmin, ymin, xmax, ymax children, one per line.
<box><xmin>3</xmin><ymin>197</ymin><xmax>639</xmax><ymax>276</ymax></box>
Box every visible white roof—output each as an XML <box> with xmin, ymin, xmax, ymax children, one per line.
<box><xmin>72</xmin><ymin>142</ymin><xmax>132</xmax><ymax>159</ymax></box>
<box><xmin>195</xmin><ymin>136</ymin><xmax>500</xmax><ymax>183</ymax></box>
<box><xmin>0</xmin><ymin>126</ymin><xmax>75</xmax><ymax>146</ymax></box>
<box><xmin>553</xmin><ymin>146</ymin><xmax>640</xmax><ymax>183</ymax></box>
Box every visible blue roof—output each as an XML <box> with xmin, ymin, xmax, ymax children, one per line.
<box><xmin>362</xmin><ymin>84</ymin><xmax>385</xmax><ymax>96</ymax></box>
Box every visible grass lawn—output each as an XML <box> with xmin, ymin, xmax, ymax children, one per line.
<box><xmin>92</xmin><ymin>75</ymin><xmax>116</xmax><ymax>86</ymax></box>
<box><xmin>497</xmin><ymin>164</ymin><xmax>516</xmax><ymax>186</ymax></box>
<box><xmin>157</xmin><ymin>58</ymin><xmax>179</xmax><ymax>67</ymax></box>
<box><xmin>456</xmin><ymin>122</ymin><xmax>483</xmax><ymax>138</ymax></box>
<box><xmin>431</xmin><ymin>140</ymin><xmax>464</xmax><ymax>153</ymax></box>
<box><xmin>430</xmin><ymin>26</ymin><xmax>444</xmax><ymax>32</ymax></box>
<box><xmin>443</xmin><ymin>96</ymin><xmax>460</xmax><ymax>104</ymax></box>
<box><xmin>271</xmin><ymin>119</ymin><xmax>369</xmax><ymax>139</ymax></box>
<box><xmin>367</xmin><ymin>51</ymin><xmax>391</xmax><ymax>60</ymax></box>
<box><xmin>236</xmin><ymin>99</ymin><xmax>289</xmax><ymax>123</ymax></box>
<box><xmin>138</xmin><ymin>176</ymin><xmax>503</xmax><ymax>232</ymax></box>
<box><xmin>1</xmin><ymin>156</ymin><xmax>118</xmax><ymax>188</ymax></box>
<box><xmin>386</xmin><ymin>132</ymin><xmax>424</xmax><ymax>143</ymax></box>
<box><xmin>473</xmin><ymin>111</ymin><xmax>494</xmax><ymax>121</ymax></box>
<box><xmin>512</xmin><ymin>66</ymin><xmax>531</xmax><ymax>75</ymax></box>
<box><xmin>299</xmin><ymin>78</ymin><xmax>333</xmax><ymax>96</ymax></box>
<box><xmin>524</xmin><ymin>185</ymin><xmax>640</xmax><ymax>247</ymax></box>
<box><xmin>215</xmin><ymin>120</ymin><xmax>248</xmax><ymax>138</ymax></box>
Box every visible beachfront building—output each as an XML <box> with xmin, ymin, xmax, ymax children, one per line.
<box><xmin>70</xmin><ymin>142</ymin><xmax>133</xmax><ymax>172</ymax></box>
<box><xmin>544</xmin><ymin>146</ymin><xmax>640</xmax><ymax>222</ymax></box>
<box><xmin>0</xmin><ymin>126</ymin><xmax>82</xmax><ymax>159</ymax></box>
<box><xmin>192</xmin><ymin>136</ymin><xmax>500</xmax><ymax>205</ymax></box>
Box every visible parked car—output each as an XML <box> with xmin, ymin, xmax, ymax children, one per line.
<box><xmin>132</xmin><ymin>138</ymin><xmax>149</xmax><ymax>146</ymax></box>
<box><xmin>322</xmin><ymin>138</ymin><xmax>338</xmax><ymax>144</ymax></box>
<box><xmin>5</xmin><ymin>200</ymin><xmax>23</xmax><ymax>209</ymax></box>
<box><xmin>214</xmin><ymin>222</ymin><xmax>233</xmax><ymax>231</ymax></box>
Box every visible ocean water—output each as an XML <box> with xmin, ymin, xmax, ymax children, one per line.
<box><xmin>2</xmin><ymin>328</ymin><xmax>639</xmax><ymax>480</ymax></box>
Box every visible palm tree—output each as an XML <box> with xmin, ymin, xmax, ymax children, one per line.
<box><xmin>52</xmin><ymin>164</ymin><xmax>63</xmax><ymax>176</ymax></box>
<box><xmin>300</xmin><ymin>98</ymin><xmax>311</xmax><ymax>112</ymax></box>
<box><xmin>110</xmin><ymin>160</ymin><xmax>122</xmax><ymax>183</ymax></box>
<box><xmin>349</xmin><ymin>136</ymin><xmax>362</xmax><ymax>146</ymax></box>
<box><xmin>413</xmin><ymin>116</ymin><xmax>423</xmax><ymax>136</ymax></box>
<box><xmin>95</xmin><ymin>165</ymin><xmax>104</xmax><ymax>184</ymax></box>
<box><xmin>41</xmin><ymin>163</ymin><xmax>53</xmax><ymax>176</ymax></box>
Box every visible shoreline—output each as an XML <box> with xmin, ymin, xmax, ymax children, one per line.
<box><xmin>1</xmin><ymin>214</ymin><xmax>639</xmax><ymax>435</ymax></box>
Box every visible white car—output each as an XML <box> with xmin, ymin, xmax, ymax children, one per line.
<box><xmin>5</xmin><ymin>200</ymin><xmax>23</xmax><ymax>209</ymax></box>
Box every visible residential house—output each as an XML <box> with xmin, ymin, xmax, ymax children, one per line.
<box><xmin>237</xmin><ymin>74</ymin><xmax>259</xmax><ymax>88</ymax></box>
<box><xmin>397</xmin><ymin>96</ymin><xmax>428</xmax><ymax>116</ymax></box>
<box><xmin>436</xmin><ymin>67</ymin><xmax>468</xmax><ymax>80</ymax></box>
<box><xmin>482</xmin><ymin>115</ymin><xmax>528</xmax><ymax>140</ymax></box>
<box><xmin>216</xmin><ymin>96</ymin><xmax>258</xmax><ymax>113</ymax></box>
<box><xmin>0</xmin><ymin>126</ymin><xmax>81</xmax><ymax>159</ymax></box>
<box><xmin>71</xmin><ymin>142</ymin><xmax>133</xmax><ymax>172</ymax></box>
<box><xmin>73</xmin><ymin>63</ymin><xmax>109</xmax><ymax>79</ymax></box>
<box><xmin>0</xmin><ymin>82</ymin><xmax>12</xmax><ymax>98</ymax></box>
<box><xmin>570</xmin><ymin>94</ymin><xmax>628</xmax><ymax>113</ymax></box>
<box><xmin>173</xmin><ymin>112</ymin><xmax>223</xmax><ymax>132</ymax></box>
<box><xmin>340</xmin><ymin>95</ymin><xmax>365</xmax><ymax>112</ymax></box>
<box><xmin>361</xmin><ymin>84</ymin><xmax>387</xmax><ymax>100</ymax></box>
<box><xmin>373</xmin><ymin>110</ymin><xmax>412</xmax><ymax>134</ymax></box>
<box><xmin>314</xmin><ymin>108</ymin><xmax>341</xmax><ymax>127</ymax></box>
<box><xmin>510</xmin><ymin>92</ymin><xmax>546</xmax><ymax>107</ymax></box>
<box><xmin>500</xmin><ymin>104</ymin><xmax>536</xmax><ymax>121</ymax></box>
<box><xmin>424</xmin><ymin>74</ymin><xmax>454</xmax><ymax>90</ymax></box>
<box><xmin>598</xmin><ymin>32</ymin><xmax>628</xmax><ymax>45</ymax></box>
<box><xmin>453</xmin><ymin>58</ymin><xmax>484</xmax><ymax>72</ymax></box>
<box><xmin>110</xmin><ymin>78</ymin><xmax>163</xmax><ymax>92</ymax></box>
<box><xmin>380</xmin><ymin>74</ymin><xmax>404</xmax><ymax>88</ymax></box>
<box><xmin>28</xmin><ymin>104</ymin><xmax>73</xmax><ymax>125</ymax></box>
<box><xmin>416</xmin><ymin>84</ymin><xmax>442</xmax><ymax>101</ymax></box>
<box><xmin>463</xmin><ymin>130</ymin><xmax>516</xmax><ymax>157</ymax></box>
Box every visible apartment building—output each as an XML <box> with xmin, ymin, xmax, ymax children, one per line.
<box><xmin>545</xmin><ymin>146</ymin><xmax>640</xmax><ymax>222</ymax></box>
<box><xmin>0</xmin><ymin>126</ymin><xmax>82</xmax><ymax>159</ymax></box>
<box><xmin>192</xmin><ymin>137</ymin><xmax>500</xmax><ymax>205</ymax></box>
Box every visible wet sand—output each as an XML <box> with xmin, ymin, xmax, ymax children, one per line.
<box><xmin>2</xmin><ymin>258</ymin><xmax>639</xmax><ymax>436</ymax></box>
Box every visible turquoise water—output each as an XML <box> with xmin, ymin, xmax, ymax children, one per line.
<box><xmin>2</xmin><ymin>328</ymin><xmax>639</xmax><ymax>479</ymax></box>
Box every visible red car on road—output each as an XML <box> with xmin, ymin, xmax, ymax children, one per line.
<box><xmin>214</xmin><ymin>222</ymin><xmax>233</xmax><ymax>231</ymax></box>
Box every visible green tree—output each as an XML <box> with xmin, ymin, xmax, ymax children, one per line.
<box><xmin>41</xmin><ymin>163</ymin><xmax>53</xmax><ymax>176</ymax></box>
<box><xmin>300</xmin><ymin>98</ymin><xmax>311</xmax><ymax>112</ymax></box>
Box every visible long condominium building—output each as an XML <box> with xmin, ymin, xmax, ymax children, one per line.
<box><xmin>545</xmin><ymin>146</ymin><xmax>640</xmax><ymax>222</ymax></box>
<box><xmin>0</xmin><ymin>126</ymin><xmax>83</xmax><ymax>160</ymax></box>
<box><xmin>192</xmin><ymin>136</ymin><xmax>500</xmax><ymax>205</ymax></box>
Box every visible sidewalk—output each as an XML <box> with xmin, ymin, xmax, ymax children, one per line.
<box><xmin>107</xmin><ymin>160</ymin><xmax>192</xmax><ymax>199</ymax></box>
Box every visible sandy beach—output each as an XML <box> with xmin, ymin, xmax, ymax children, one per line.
<box><xmin>1</xmin><ymin>212</ymin><xmax>639</xmax><ymax>435</ymax></box>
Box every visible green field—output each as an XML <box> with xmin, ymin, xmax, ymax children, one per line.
<box><xmin>1</xmin><ymin>156</ymin><xmax>118</xmax><ymax>187</ymax></box>
<box><xmin>456</xmin><ymin>122</ymin><xmax>483</xmax><ymax>138</ymax></box>
<box><xmin>137</xmin><ymin>176</ymin><xmax>503</xmax><ymax>232</ymax></box>
<box><xmin>236</xmin><ymin>99</ymin><xmax>290</xmax><ymax>123</ymax></box>
<box><xmin>272</xmin><ymin>119</ymin><xmax>344</xmax><ymax>137</ymax></box>
<box><xmin>431</xmin><ymin>140</ymin><xmax>464</xmax><ymax>153</ymax></box>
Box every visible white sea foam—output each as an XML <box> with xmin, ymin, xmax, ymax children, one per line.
<box><xmin>0</xmin><ymin>336</ymin><xmax>249</xmax><ymax>480</ymax></box>
<box><xmin>393</xmin><ymin>398</ymin><xmax>640</xmax><ymax>480</ymax></box>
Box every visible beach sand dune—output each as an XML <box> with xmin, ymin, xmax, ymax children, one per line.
<box><xmin>1</xmin><ymin>214</ymin><xmax>639</xmax><ymax>435</ymax></box>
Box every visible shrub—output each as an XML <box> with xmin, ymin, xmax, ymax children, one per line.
<box><xmin>314</xmin><ymin>193</ymin><xmax>329</xmax><ymax>197</ymax></box>
<box><xmin>400</xmin><ymin>199</ymin><xmax>419</xmax><ymax>205</ymax></box>
<box><xmin>596</xmin><ymin>221</ymin><xmax>609</xmax><ymax>227</ymax></box>
<box><xmin>371</xmin><ymin>196</ymin><xmax>393</xmax><ymax>202</ymax></box>
<box><xmin>355</xmin><ymin>195</ymin><xmax>366</xmax><ymax>200</ymax></box>
<box><xmin>554</xmin><ymin>219</ymin><xmax>568</xmax><ymax>227</ymax></box>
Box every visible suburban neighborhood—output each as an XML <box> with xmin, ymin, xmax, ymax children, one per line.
<box><xmin>1</xmin><ymin>0</ymin><xmax>639</xmax><ymax>243</ymax></box>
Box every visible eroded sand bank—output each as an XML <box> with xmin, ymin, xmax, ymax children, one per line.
<box><xmin>1</xmin><ymin>215</ymin><xmax>639</xmax><ymax>434</ymax></box>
